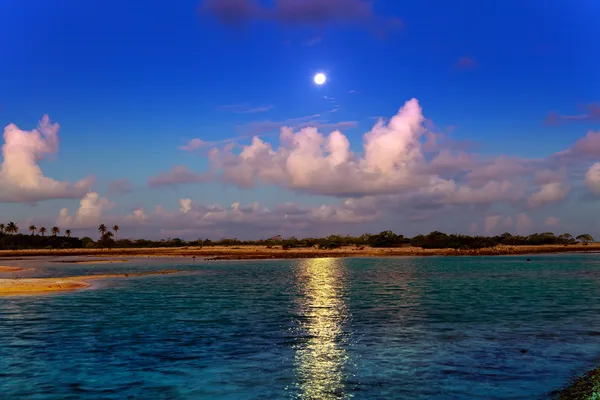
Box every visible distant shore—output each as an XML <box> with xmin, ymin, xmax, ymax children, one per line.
<box><xmin>0</xmin><ymin>243</ymin><xmax>599</xmax><ymax>260</ymax></box>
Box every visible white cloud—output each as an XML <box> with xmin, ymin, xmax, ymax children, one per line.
<box><xmin>9</xmin><ymin>103</ymin><xmax>600</xmax><ymax>239</ymax></box>
<box><xmin>179</xmin><ymin>198</ymin><xmax>192</xmax><ymax>214</ymax></box>
<box><xmin>528</xmin><ymin>182</ymin><xmax>569</xmax><ymax>207</ymax></box>
<box><xmin>206</xmin><ymin>99</ymin><xmax>547</xmax><ymax>211</ymax></box>
<box><xmin>0</xmin><ymin>115</ymin><xmax>93</xmax><ymax>202</ymax></box>
<box><xmin>57</xmin><ymin>192</ymin><xmax>114</xmax><ymax>229</ymax></box>
<box><xmin>212</xmin><ymin>99</ymin><xmax>471</xmax><ymax>199</ymax></box>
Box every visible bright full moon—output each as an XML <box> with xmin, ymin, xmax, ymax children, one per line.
<box><xmin>314</xmin><ymin>73</ymin><xmax>327</xmax><ymax>85</ymax></box>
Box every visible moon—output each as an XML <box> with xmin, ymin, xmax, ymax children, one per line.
<box><xmin>314</xmin><ymin>73</ymin><xmax>327</xmax><ymax>85</ymax></box>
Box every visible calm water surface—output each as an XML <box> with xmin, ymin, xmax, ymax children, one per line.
<box><xmin>1</xmin><ymin>255</ymin><xmax>600</xmax><ymax>399</ymax></box>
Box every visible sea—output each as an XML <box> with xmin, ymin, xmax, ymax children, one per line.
<box><xmin>1</xmin><ymin>254</ymin><xmax>600</xmax><ymax>399</ymax></box>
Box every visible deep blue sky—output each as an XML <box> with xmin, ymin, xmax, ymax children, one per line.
<box><xmin>0</xmin><ymin>0</ymin><xmax>599</xmax><ymax>237</ymax></box>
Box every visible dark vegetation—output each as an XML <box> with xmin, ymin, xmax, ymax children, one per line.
<box><xmin>556</xmin><ymin>366</ymin><xmax>600</xmax><ymax>399</ymax></box>
<box><xmin>0</xmin><ymin>222</ymin><xmax>595</xmax><ymax>250</ymax></box>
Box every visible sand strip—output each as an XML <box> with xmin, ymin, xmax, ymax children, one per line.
<box><xmin>0</xmin><ymin>269</ymin><xmax>180</xmax><ymax>295</ymax></box>
<box><xmin>50</xmin><ymin>260</ymin><xmax>129</xmax><ymax>265</ymax></box>
<box><xmin>0</xmin><ymin>266</ymin><xmax>25</xmax><ymax>272</ymax></box>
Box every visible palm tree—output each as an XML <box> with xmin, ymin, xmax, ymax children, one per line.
<box><xmin>39</xmin><ymin>226</ymin><xmax>47</xmax><ymax>236</ymax></box>
<box><xmin>98</xmin><ymin>224</ymin><xmax>108</xmax><ymax>239</ymax></box>
<box><xmin>112</xmin><ymin>224</ymin><xmax>120</xmax><ymax>240</ymax></box>
<box><xmin>0</xmin><ymin>223</ymin><xmax>4</xmax><ymax>234</ymax></box>
<box><xmin>51</xmin><ymin>226</ymin><xmax>60</xmax><ymax>237</ymax></box>
<box><xmin>5</xmin><ymin>222</ymin><xmax>18</xmax><ymax>235</ymax></box>
<box><xmin>29</xmin><ymin>225</ymin><xmax>37</xmax><ymax>235</ymax></box>
<box><xmin>65</xmin><ymin>229</ymin><xmax>71</xmax><ymax>238</ymax></box>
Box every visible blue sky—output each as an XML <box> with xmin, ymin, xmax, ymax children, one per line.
<box><xmin>0</xmin><ymin>0</ymin><xmax>599</xmax><ymax>239</ymax></box>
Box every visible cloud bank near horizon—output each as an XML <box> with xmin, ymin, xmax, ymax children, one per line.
<box><xmin>2</xmin><ymin>98</ymin><xmax>600</xmax><ymax>239</ymax></box>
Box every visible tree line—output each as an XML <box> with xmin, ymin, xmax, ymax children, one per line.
<box><xmin>0</xmin><ymin>221</ymin><xmax>80</xmax><ymax>250</ymax></box>
<box><xmin>0</xmin><ymin>222</ymin><xmax>71</xmax><ymax>237</ymax></box>
<box><xmin>0</xmin><ymin>222</ymin><xmax>119</xmax><ymax>250</ymax></box>
<box><xmin>0</xmin><ymin>222</ymin><xmax>595</xmax><ymax>250</ymax></box>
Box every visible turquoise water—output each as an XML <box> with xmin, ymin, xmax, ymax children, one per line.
<box><xmin>1</xmin><ymin>255</ymin><xmax>600</xmax><ymax>399</ymax></box>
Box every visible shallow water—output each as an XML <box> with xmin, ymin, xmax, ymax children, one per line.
<box><xmin>1</xmin><ymin>255</ymin><xmax>600</xmax><ymax>399</ymax></box>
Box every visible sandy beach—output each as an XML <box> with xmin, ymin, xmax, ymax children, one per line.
<box><xmin>0</xmin><ymin>269</ymin><xmax>180</xmax><ymax>296</ymax></box>
<box><xmin>0</xmin><ymin>243</ymin><xmax>598</xmax><ymax>261</ymax></box>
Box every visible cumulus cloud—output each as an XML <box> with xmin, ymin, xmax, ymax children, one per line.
<box><xmin>57</xmin><ymin>192</ymin><xmax>114</xmax><ymax>229</ymax></box>
<box><xmin>554</xmin><ymin>130</ymin><xmax>600</xmax><ymax>162</ymax></box>
<box><xmin>211</xmin><ymin>99</ymin><xmax>433</xmax><ymax>195</ymax></box>
<box><xmin>150</xmin><ymin>97</ymin><xmax>600</xmax><ymax>236</ymax></box>
<box><xmin>148</xmin><ymin>166</ymin><xmax>212</xmax><ymax>188</ymax></box>
<box><xmin>179</xmin><ymin>198</ymin><xmax>193</xmax><ymax>214</ymax></box>
<box><xmin>209</xmin><ymin>99</ymin><xmax>532</xmax><ymax>209</ymax></box>
<box><xmin>569</xmin><ymin>130</ymin><xmax>600</xmax><ymax>158</ymax></box>
<box><xmin>528</xmin><ymin>182</ymin><xmax>569</xmax><ymax>207</ymax></box>
<box><xmin>179</xmin><ymin>116</ymin><xmax>357</xmax><ymax>153</ymax></box>
<box><xmin>13</xmin><ymin>105</ymin><xmax>600</xmax><ymax>238</ymax></box>
<box><xmin>0</xmin><ymin>115</ymin><xmax>93</xmax><ymax>203</ymax></box>
<box><xmin>127</xmin><ymin>208</ymin><xmax>148</xmax><ymax>223</ymax></box>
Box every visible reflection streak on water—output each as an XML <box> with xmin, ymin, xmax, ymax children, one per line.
<box><xmin>294</xmin><ymin>258</ymin><xmax>349</xmax><ymax>399</ymax></box>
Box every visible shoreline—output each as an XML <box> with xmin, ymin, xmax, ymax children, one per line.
<box><xmin>0</xmin><ymin>269</ymin><xmax>180</xmax><ymax>296</ymax></box>
<box><xmin>557</xmin><ymin>366</ymin><xmax>600</xmax><ymax>399</ymax></box>
<box><xmin>0</xmin><ymin>244</ymin><xmax>599</xmax><ymax>261</ymax></box>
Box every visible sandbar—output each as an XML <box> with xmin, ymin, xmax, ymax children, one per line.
<box><xmin>50</xmin><ymin>259</ymin><xmax>130</xmax><ymax>265</ymax></box>
<box><xmin>0</xmin><ymin>266</ymin><xmax>25</xmax><ymax>272</ymax></box>
<box><xmin>0</xmin><ymin>269</ymin><xmax>179</xmax><ymax>296</ymax></box>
